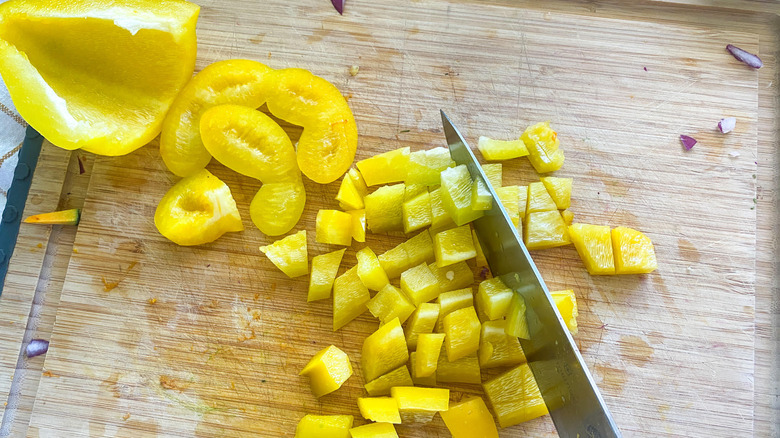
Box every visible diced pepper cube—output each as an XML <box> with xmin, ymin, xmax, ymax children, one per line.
<box><xmin>391</xmin><ymin>386</ymin><xmax>449</xmax><ymax>424</ymax></box>
<box><xmin>364</xmin><ymin>366</ymin><xmax>413</xmax><ymax>396</ymax></box>
<box><xmin>405</xmin><ymin>302</ymin><xmax>440</xmax><ymax>349</ymax></box>
<box><xmin>436</xmin><ymin>351</ymin><xmax>481</xmax><ymax>384</ymax></box>
<box><xmin>476</xmin><ymin>277</ymin><xmax>514</xmax><ymax>321</ymax></box>
<box><xmin>357</xmin><ymin>147</ymin><xmax>411</xmax><ymax>186</ymax></box>
<box><xmin>402</xmin><ymin>191</ymin><xmax>432</xmax><ymax>234</ymax></box>
<box><xmin>404</xmin><ymin>184</ymin><xmax>427</xmax><ymax>201</ymax></box>
<box><xmin>357</xmin><ymin>397</ymin><xmax>402</xmax><ymax>424</ymax></box>
<box><xmin>308</xmin><ymin>248</ymin><xmax>346</xmax><ymax>302</ymax></box>
<box><xmin>471</xmin><ymin>178</ymin><xmax>492</xmax><ymax>211</ymax></box>
<box><xmin>347</xmin><ymin>209</ymin><xmax>366</xmax><ymax>243</ymax></box>
<box><xmin>561</xmin><ymin>209</ymin><xmax>574</xmax><ymax>225</ymax></box>
<box><xmin>377</xmin><ymin>243</ymin><xmax>409</xmax><ymax>279</ymax></box>
<box><xmin>300</xmin><ymin>345</ymin><xmax>353</xmax><ymax>398</ymax></box>
<box><xmin>413</xmin><ymin>333</ymin><xmax>445</xmax><ymax>378</ymax></box>
<box><xmin>540</xmin><ymin>176</ymin><xmax>572</xmax><ymax>210</ymax></box>
<box><xmin>333</xmin><ymin>267</ymin><xmax>370</xmax><ymax>331</ymax></box>
<box><xmin>367</xmin><ymin>284</ymin><xmax>416</xmax><ymax>325</ymax></box>
<box><xmin>472</xmin><ymin>229</ymin><xmax>488</xmax><ymax>268</ymax></box>
<box><xmin>406</xmin><ymin>147</ymin><xmax>455</xmax><ymax>186</ymax></box>
<box><xmin>400</xmin><ymin>263</ymin><xmax>440</xmax><ymax>306</ymax></box>
<box><xmin>482</xmin><ymin>163</ymin><xmax>502</xmax><ymax>188</ymax></box>
<box><xmin>443</xmin><ymin>306</ymin><xmax>481</xmax><ymax>362</ymax></box>
<box><xmin>483</xmin><ymin>363</ymin><xmax>548</xmax><ymax>428</ymax></box>
<box><xmin>347</xmin><ymin>168</ymin><xmax>369</xmax><ymax>197</ymax></box>
<box><xmin>349</xmin><ymin>423</ymin><xmax>398</xmax><ymax>438</ymax></box>
<box><xmin>336</xmin><ymin>173</ymin><xmax>364</xmax><ymax>210</ymax></box>
<box><xmin>316</xmin><ymin>210</ymin><xmax>353</xmax><ymax>246</ymax></box>
<box><xmin>429</xmin><ymin>261</ymin><xmax>474</xmax><ymax>293</ymax></box>
<box><xmin>568</xmin><ymin>223</ymin><xmax>614</xmax><ymax>275</ymax></box>
<box><xmin>440</xmin><ymin>165</ymin><xmax>483</xmax><ymax>226</ymax></box>
<box><xmin>403</xmin><ymin>229</ymin><xmax>435</xmax><ymax>267</ymax></box>
<box><xmin>478</xmin><ymin>319</ymin><xmax>526</xmax><ymax>369</ymax></box>
<box><xmin>551</xmin><ymin>289</ymin><xmax>578</xmax><ymax>335</ymax></box>
<box><xmin>295</xmin><ymin>415</ymin><xmax>353</xmax><ymax>438</ymax></box>
<box><xmin>527</xmin><ymin>181</ymin><xmax>558</xmax><ymax>214</ymax></box>
<box><xmin>357</xmin><ymin>247</ymin><xmax>390</xmax><ymax>291</ymax></box>
<box><xmin>437</xmin><ymin>287</ymin><xmax>474</xmax><ymax>318</ymax></box>
<box><xmin>611</xmin><ymin>226</ymin><xmax>657</xmax><ymax>274</ymax></box>
<box><xmin>521</xmin><ymin>121</ymin><xmax>564</xmax><ymax>174</ymax></box>
<box><xmin>440</xmin><ymin>397</ymin><xmax>498</xmax><ymax>438</ymax></box>
<box><xmin>409</xmin><ymin>351</ymin><xmax>437</xmax><ymax>387</ymax></box>
<box><xmin>525</xmin><ymin>210</ymin><xmax>571</xmax><ymax>250</ymax></box>
<box><xmin>259</xmin><ymin>230</ymin><xmax>308</xmax><ymax>278</ymax></box>
<box><xmin>362</xmin><ymin>318</ymin><xmax>409</xmax><ymax>382</ymax></box>
<box><xmin>505</xmin><ymin>293</ymin><xmax>529</xmax><ymax>339</ymax></box>
<box><xmin>477</xmin><ymin>136</ymin><xmax>529</xmax><ymax>161</ymax></box>
<box><xmin>496</xmin><ymin>185</ymin><xmax>521</xmax><ymax>229</ymax></box>
<box><xmin>365</xmin><ymin>183</ymin><xmax>405</xmax><ymax>233</ymax></box>
<box><xmin>429</xmin><ymin>187</ymin><xmax>456</xmax><ymax>233</ymax></box>
<box><xmin>434</xmin><ymin>225</ymin><xmax>476</xmax><ymax>268</ymax></box>
<box><xmin>518</xmin><ymin>185</ymin><xmax>528</xmax><ymax>219</ymax></box>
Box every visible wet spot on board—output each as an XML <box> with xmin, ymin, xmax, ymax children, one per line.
<box><xmin>652</xmin><ymin>274</ymin><xmax>683</xmax><ymax>320</ymax></box>
<box><xmin>307</xmin><ymin>28</ymin><xmax>332</xmax><ymax>44</ymax></box>
<box><xmin>646</xmin><ymin>331</ymin><xmax>666</xmax><ymax>345</ymax></box>
<box><xmin>619</xmin><ymin>335</ymin><xmax>654</xmax><ymax>367</ymax></box>
<box><xmin>594</xmin><ymin>364</ymin><xmax>627</xmax><ymax>392</ymax></box>
<box><xmin>677</xmin><ymin>238</ymin><xmax>700</xmax><ymax>263</ymax></box>
<box><xmin>249</xmin><ymin>32</ymin><xmax>265</xmax><ymax>44</ymax></box>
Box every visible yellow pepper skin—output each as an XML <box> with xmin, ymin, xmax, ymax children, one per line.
<box><xmin>349</xmin><ymin>423</ymin><xmax>398</xmax><ymax>438</ymax></box>
<box><xmin>299</xmin><ymin>345</ymin><xmax>353</xmax><ymax>398</ymax></box>
<box><xmin>477</xmin><ymin>136</ymin><xmax>529</xmax><ymax>161</ymax></box>
<box><xmin>483</xmin><ymin>363</ymin><xmax>548</xmax><ymax>428</ymax></box>
<box><xmin>413</xmin><ymin>333</ymin><xmax>445</xmax><ymax>378</ymax></box>
<box><xmin>364</xmin><ymin>366</ymin><xmax>413</xmax><ymax>396</ymax></box>
<box><xmin>357</xmin><ymin>147</ymin><xmax>410</xmax><ymax>186</ymax></box>
<box><xmin>161</xmin><ymin>59</ymin><xmax>272</xmax><ymax>176</ymax></box>
<box><xmin>333</xmin><ymin>267</ymin><xmax>370</xmax><ymax>331</ymax></box>
<box><xmin>391</xmin><ymin>386</ymin><xmax>449</xmax><ymax>424</ymax></box>
<box><xmin>249</xmin><ymin>181</ymin><xmax>306</xmax><ymax>236</ymax></box>
<box><xmin>316</xmin><ymin>210</ymin><xmax>354</xmax><ymax>246</ymax></box>
<box><xmin>365</xmin><ymin>183</ymin><xmax>406</xmax><ymax>233</ymax></box>
<box><xmin>551</xmin><ymin>290</ymin><xmax>579</xmax><ymax>335</ymax></box>
<box><xmin>405</xmin><ymin>302</ymin><xmax>440</xmax><ymax>349</ymax></box>
<box><xmin>540</xmin><ymin>176</ymin><xmax>573</xmax><ymax>210</ymax></box>
<box><xmin>409</xmin><ymin>351</ymin><xmax>438</xmax><ymax>387</ymax></box>
<box><xmin>440</xmin><ymin>397</ymin><xmax>498</xmax><ymax>438</ymax></box>
<box><xmin>357</xmin><ymin>397</ymin><xmax>402</xmax><ymax>424</ymax></box>
<box><xmin>347</xmin><ymin>209</ymin><xmax>366</xmax><ymax>243</ymax></box>
<box><xmin>154</xmin><ymin>169</ymin><xmax>243</xmax><ymax>246</ymax></box>
<box><xmin>259</xmin><ymin>230</ymin><xmax>308</xmax><ymax>278</ymax></box>
<box><xmin>308</xmin><ymin>249</ymin><xmax>346</xmax><ymax>302</ymax></box>
<box><xmin>336</xmin><ymin>173</ymin><xmax>364</xmax><ymax>210</ymax></box>
<box><xmin>361</xmin><ymin>318</ymin><xmax>409</xmax><ymax>382</ymax></box>
<box><xmin>367</xmin><ymin>285</ymin><xmax>415</xmax><ymax>325</ymax></box>
<box><xmin>294</xmin><ymin>414</ymin><xmax>353</xmax><ymax>438</ymax></box>
<box><xmin>405</xmin><ymin>147</ymin><xmax>455</xmax><ymax>186</ymax></box>
<box><xmin>356</xmin><ymin>247</ymin><xmax>390</xmax><ymax>291</ymax></box>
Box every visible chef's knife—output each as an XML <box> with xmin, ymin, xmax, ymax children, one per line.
<box><xmin>441</xmin><ymin>111</ymin><xmax>621</xmax><ymax>438</ymax></box>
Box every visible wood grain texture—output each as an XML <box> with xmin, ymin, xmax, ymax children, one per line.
<box><xmin>0</xmin><ymin>1</ymin><xmax>771</xmax><ymax>437</ymax></box>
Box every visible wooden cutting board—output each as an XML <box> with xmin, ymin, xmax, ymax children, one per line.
<box><xmin>1</xmin><ymin>0</ymin><xmax>776</xmax><ymax>437</ymax></box>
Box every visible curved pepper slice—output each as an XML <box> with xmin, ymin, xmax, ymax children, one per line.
<box><xmin>160</xmin><ymin>59</ymin><xmax>273</xmax><ymax>177</ymax></box>
<box><xmin>200</xmin><ymin>104</ymin><xmax>300</xmax><ymax>182</ymax></box>
<box><xmin>249</xmin><ymin>181</ymin><xmax>306</xmax><ymax>236</ymax></box>
<box><xmin>264</xmin><ymin>68</ymin><xmax>357</xmax><ymax>184</ymax></box>
<box><xmin>154</xmin><ymin>169</ymin><xmax>243</xmax><ymax>246</ymax></box>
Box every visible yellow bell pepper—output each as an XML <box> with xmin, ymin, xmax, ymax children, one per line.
<box><xmin>476</xmin><ymin>277</ymin><xmax>514</xmax><ymax>321</ymax></box>
<box><xmin>551</xmin><ymin>289</ymin><xmax>578</xmax><ymax>335</ymax></box>
<box><xmin>436</xmin><ymin>352</ymin><xmax>481</xmax><ymax>384</ymax></box>
<box><xmin>349</xmin><ymin>423</ymin><xmax>398</xmax><ymax>438</ymax></box>
<box><xmin>249</xmin><ymin>181</ymin><xmax>306</xmax><ymax>236</ymax></box>
<box><xmin>378</xmin><ymin>243</ymin><xmax>410</xmax><ymax>279</ymax></box>
<box><xmin>561</xmin><ymin>209</ymin><xmax>574</xmax><ymax>226</ymax></box>
<box><xmin>404</xmin><ymin>184</ymin><xmax>427</xmax><ymax>201</ymax></box>
<box><xmin>316</xmin><ymin>210</ymin><xmax>354</xmax><ymax>246</ymax></box>
<box><xmin>477</xmin><ymin>136</ymin><xmax>529</xmax><ymax>161</ymax></box>
<box><xmin>391</xmin><ymin>386</ymin><xmax>449</xmax><ymax>424</ymax></box>
<box><xmin>428</xmin><ymin>261</ymin><xmax>474</xmax><ymax>294</ymax></box>
<box><xmin>333</xmin><ymin>267</ymin><xmax>370</xmax><ymax>331</ymax></box>
<box><xmin>478</xmin><ymin>319</ymin><xmax>526</xmax><ymax>369</ymax></box>
<box><xmin>527</xmin><ymin>181</ymin><xmax>557</xmax><ymax>214</ymax></box>
<box><xmin>404</xmin><ymin>230</ymin><xmax>436</xmax><ymax>267</ymax></box>
<box><xmin>402</xmin><ymin>191</ymin><xmax>433</xmax><ymax>234</ymax></box>
<box><xmin>440</xmin><ymin>165</ymin><xmax>483</xmax><ymax>226</ymax></box>
<box><xmin>471</xmin><ymin>178</ymin><xmax>493</xmax><ymax>211</ymax></box>
<box><xmin>433</xmin><ymin>225</ymin><xmax>477</xmax><ymax>268</ymax></box>
<box><xmin>367</xmin><ymin>285</ymin><xmax>415</xmax><ymax>325</ymax></box>
<box><xmin>356</xmin><ymin>247</ymin><xmax>390</xmax><ymax>291</ymax></box>
<box><xmin>308</xmin><ymin>249</ymin><xmax>346</xmax><ymax>302</ymax></box>
<box><xmin>472</xmin><ymin>229</ymin><xmax>488</xmax><ymax>268</ymax></box>
<box><xmin>356</xmin><ymin>147</ymin><xmax>410</xmax><ymax>186</ymax></box>
<box><xmin>429</xmin><ymin>187</ymin><xmax>456</xmax><ymax>233</ymax></box>
<box><xmin>154</xmin><ymin>169</ymin><xmax>243</xmax><ymax>246</ymax></box>
<box><xmin>364</xmin><ymin>366</ymin><xmax>413</xmax><ymax>396</ymax></box>
<box><xmin>612</xmin><ymin>226</ymin><xmax>657</xmax><ymax>274</ymax></box>
<box><xmin>483</xmin><ymin>363</ymin><xmax>548</xmax><ymax>428</ymax></box>
<box><xmin>413</xmin><ymin>333</ymin><xmax>445</xmax><ymax>378</ymax></box>
<box><xmin>540</xmin><ymin>176</ymin><xmax>572</xmax><ymax>210</ymax></box>
<box><xmin>361</xmin><ymin>318</ymin><xmax>409</xmax><ymax>382</ymax></box>
<box><xmin>300</xmin><ymin>345</ymin><xmax>353</xmax><ymax>398</ymax></box>
<box><xmin>346</xmin><ymin>209</ymin><xmax>366</xmax><ymax>243</ymax></box>
<box><xmin>443</xmin><ymin>306</ymin><xmax>481</xmax><ymax>362</ymax></box>
<box><xmin>435</xmin><ymin>286</ymin><xmax>474</xmax><ymax>333</ymax></box>
<box><xmin>258</xmin><ymin>230</ymin><xmax>308</xmax><ymax>278</ymax></box>
<box><xmin>525</xmin><ymin>210</ymin><xmax>571</xmax><ymax>250</ymax></box>
<box><xmin>496</xmin><ymin>185</ymin><xmax>521</xmax><ymax>229</ymax></box>
<box><xmin>400</xmin><ymin>263</ymin><xmax>440</xmax><ymax>306</ymax></box>
<box><xmin>404</xmin><ymin>302</ymin><xmax>440</xmax><ymax>349</ymax></box>
<box><xmin>521</xmin><ymin>121</ymin><xmax>564</xmax><ymax>174</ymax></box>
<box><xmin>294</xmin><ymin>414</ymin><xmax>353</xmax><ymax>438</ymax></box>
<box><xmin>440</xmin><ymin>397</ymin><xmax>499</xmax><ymax>438</ymax></box>
<box><xmin>405</xmin><ymin>147</ymin><xmax>455</xmax><ymax>186</ymax></box>
<box><xmin>505</xmin><ymin>293</ymin><xmax>529</xmax><ymax>339</ymax></box>
<box><xmin>482</xmin><ymin>163</ymin><xmax>503</xmax><ymax>188</ymax></box>
<box><xmin>365</xmin><ymin>183</ymin><xmax>406</xmax><ymax>233</ymax></box>
<box><xmin>568</xmin><ymin>223</ymin><xmax>614</xmax><ymax>275</ymax></box>
<box><xmin>336</xmin><ymin>173</ymin><xmax>365</xmax><ymax>210</ymax></box>
<box><xmin>357</xmin><ymin>397</ymin><xmax>401</xmax><ymax>424</ymax></box>
<box><xmin>409</xmin><ymin>351</ymin><xmax>437</xmax><ymax>387</ymax></box>
<box><xmin>347</xmin><ymin>168</ymin><xmax>369</xmax><ymax>197</ymax></box>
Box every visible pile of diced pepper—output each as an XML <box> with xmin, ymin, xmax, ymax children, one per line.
<box><xmin>258</xmin><ymin>121</ymin><xmax>657</xmax><ymax>437</ymax></box>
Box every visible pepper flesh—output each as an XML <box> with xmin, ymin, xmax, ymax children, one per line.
<box><xmin>413</xmin><ymin>333</ymin><xmax>445</xmax><ymax>378</ymax></box>
<box><xmin>404</xmin><ymin>302</ymin><xmax>440</xmax><ymax>349</ymax></box>
<box><xmin>356</xmin><ymin>247</ymin><xmax>390</xmax><ymax>291</ymax></box>
<box><xmin>440</xmin><ymin>397</ymin><xmax>499</xmax><ymax>438</ymax></box>
<box><xmin>400</xmin><ymin>263</ymin><xmax>440</xmax><ymax>306</ymax></box>
<box><xmin>391</xmin><ymin>386</ymin><xmax>449</xmax><ymax>424</ymax></box>
<box><xmin>294</xmin><ymin>414</ymin><xmax>353</xmax><ymax>438</ymax></box>
<box><xmin>433</xmin><ymin>225</ymin><xmax>476</xmax><ymax>268</ymax></box>
<box><xmin>483</xmin><ymin>363</ymin><xmax>548</xmax><ymax>428</ymax></box>
<box><xmin>333</xmin><ymin>267</ymin><xmax>370</xmax><ymax>331</ymax></box>
<box><xmin>348</xmin><ymin>423</ymin><xmax>398</xmax><ymax>438</ymax></box>
<box><xmin>405</xmin><ymin>147</ymin><xmax>455</xmax><ymax>186</ymax></box>
<box><xmin>367</xmin><ymin>284</ymin><xmax>415</xmax><ymax>325</ymax></box>
<box><xmin>443</xmin><ymin>306</ymin><xmax>481</xmax><ymax>361</ymax></box>
<box><xmin>440</xmin><ymin>165</ymin><xmax>483</xmax><ymax>226</ymax></box>
<box><xmin>521</xmin><ymin>121</ymin><xmax>564</xmax><ymax>174</ymax></box>
<box><xmin>365</xmin><ymin>183</ymin><xmax>406</xmax><ymax>233</ymax></box>
<box><xmin>361</xmin><ymin>318</ymin><xmax>409</xmax><ymax>382</ymax></box>
<box><xmin>308</xmin><ymin>249</ymin><xmax>346</xmax><ymax>302</ymax></box>
<box><xmin>364</xmin><ymin>366</ymin><xmax>413</xmax><ymax>396</ymax></box>
<box><xmin>316</xmin><ymin>210</ymin><xmax>353</xmax><ymax>246</ymax></box>
<box><xmin>477</xmin><ymin>136</ymin><xmax>529</xmax><ymax>161</ymax></box>
<box><xmin>258</xmin><ymin>230</ymin><xmax>308</xmax><ymax>278</ymax></box>
<box><xmin>356</xmin><ymin>147</ymin><xmax>410</xmax><ymax>186</ymax></box>
<box><xmin>476</xmin><ymin>277</ymin><xmax>513</xmax><ymax>321</ymax></box>
<box><xmin>154</xmin><ymin>169</ymin><xmax>243</xmax><ymax>246</ymax></box>
<box><xmin>250</xmin><ymin>181</ymin><xmax>306</xmax><ymax>236</ymax></box>
<box><xmin>299</xmin><ymin>345</ymin><xmax>353</xmax><ymax>398</ymax></box>
<box><xmin>357</xmin><ymin>397</ymin><xmax>402</xmax><ymax>424</ymax></box>
<box><xmin>612</xmin><ymin>226</ymin><xmax>658</xmax><ymax>274</ymax></box>
<box><xmin>568</xmin><ymin>223</ymin><xmax>615</xmax><ymax>275</ymax></box>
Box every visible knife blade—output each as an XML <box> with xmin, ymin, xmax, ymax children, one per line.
<box><xmin>440</xmin><ymin>110</ymin><xmax>621</xmax><ymax>438</ymax></box>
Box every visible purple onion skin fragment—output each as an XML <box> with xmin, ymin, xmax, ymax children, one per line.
<box><xmin>26</xmin><ymin>339</ymin><xmax>49</xmax><ymax>358</ymax></box>
<box><xmin>331</xmin><ymin>0</ymin><xmax>344</xmax><ymax>14</ymax></box>
<box><xmin>680</xmin><ymin>135</ymin><xmax>697</xmax><ymax>151</ymax></box>
<box><xmin>718</xmin><ymin>117</ymin><xmax>736</xmax><ymax>134</ymax></box>
<box><xmin>726</xmin><ymin>44</ymin><xmax>763</xmax><ymax>69</ymax></box>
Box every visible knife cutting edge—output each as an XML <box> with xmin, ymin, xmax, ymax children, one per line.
<box><xmin>440</xmin><ymin>110</ymin><xmax>621</xmax><ymax>438</ymax></box>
